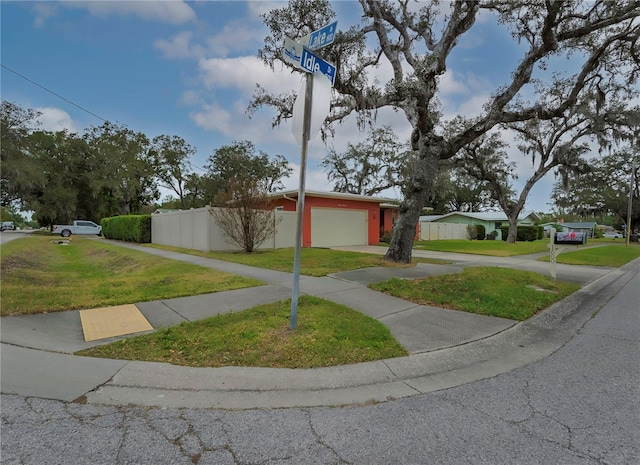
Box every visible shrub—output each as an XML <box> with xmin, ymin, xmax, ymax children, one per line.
<box><xmin>101</xmin><ymin>215</ymin><xmax>151</xmax><ymax>243</ymax></box>
<box><xmin>466</xmin><ymin>224</ymin><xmax>478</xmax><ymax>240</ymax></box>
<box><xmin>499</xmin><ymin>225</ymin><xmax>543</xmax><ymax>242</ymax></box>
<box><xmin>380</xmin><ymin>230</ymin><xmax>393</xmax><ymax>243</ymax></box>
<box><xmin>475</xmin><ymin>224</ymin><xmax>486</xmax><ymax>240</ymax></box>
<box><xmin>486</xmin><ymin>230</ymin><xmax>498</xmax><ymax>240</ymax></box>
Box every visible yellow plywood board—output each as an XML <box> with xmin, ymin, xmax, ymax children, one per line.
<box><xmin>79</xmin><ymin>304</ymin><xmax>153</xmax><ymax>342</ymax></box>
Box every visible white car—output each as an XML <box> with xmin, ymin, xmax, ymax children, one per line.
<box><xmin>603</xmin><ymin>232</ymin><xmax>622</xmax><ymax>239</ymax></box>
<box><xmin>1</xmin><ymin>221</ymin><xmax>16</xmax><ymax>231</ymax></box>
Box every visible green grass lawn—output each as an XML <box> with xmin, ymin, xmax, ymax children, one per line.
<box><xmin>544</xmin><ymin>243</ymin><xmax>640</xmax><ymax>267</ymax></box>
<box><xmin>413</xmin><ymin>239</ymin><xmax>550</xmax><ymax>256</ymax></box>
<box><xmin>8</xmin><ymin>234</ymin><xmax>633</xmax><ymax>369</ymax></box>
<box><xmin>370</xmin><ymin>267</ymin><xmax>580</xmax><ymax>321</ymax></box>
<box><xmin>76</xmin><ymin>295</ymin><xmax>408</xmax><ymax>368</ymax></box>
<box><xmin>146</xmin><ymin>244</ymin><xmax>450</xmax><ymax>276</ymax></box>
<box><xmin>0</xmin><ymin>236</ymin><xmax>262</xmax><ymax>316</ymax></box>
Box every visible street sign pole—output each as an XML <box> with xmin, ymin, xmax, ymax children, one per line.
<box><xmin>285</xmin><ymin>21</ymin><xmax>337</xmax><ymax>330</ymax></box>
<box><xmin>290</xmin><ymin>73</ymin><xmax>314</xmax><ymax>330</ymax></box>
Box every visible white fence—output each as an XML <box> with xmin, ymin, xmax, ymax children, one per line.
<box><xmin>152</xmin><ymin>206</ymin><xmax>297</xmax><ymax>252</ymax></box>
<box><xmin>419</xmin><ymin>222</ymin><xmax>469</xmax><ymax>240</ymax></box>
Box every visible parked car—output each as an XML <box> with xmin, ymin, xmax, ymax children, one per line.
<box><xmin>603</xmin><ymin>231</ymin><xmax>622</xmax><ymax>239</ymax></box>
<box><xmin>1</xmin><ymin>221</ymin><xmax>16</xmax><ymax>231</ymax></box>
<box><xmin>52</xmin><ymin>220</ymin><xmax>102</xmax><ymax>237</ymax></box>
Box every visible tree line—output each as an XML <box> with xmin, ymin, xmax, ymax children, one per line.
<box><xmin>2</xmin><ymin>95</ymin><xmax>637</xmax><ymax>238</ymax></box>
<box><xmin>252</xmin><ymin>0</ymin><xmax>640</xmax><ymax>260</ymax></box>
<box><xmin>0</xmin><ymin>101</ymin><xmax>291</xmax><ymax>227</ymax></box>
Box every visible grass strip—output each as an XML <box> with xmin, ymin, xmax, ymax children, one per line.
<box><xmin>76</xmin><ymin>296</ymin><xmax>408</xmax><ymax>368</ymax></box>
<box><xmin>370</xmin><ymin>267</ymin><xmax>580</xmax><ymax>321</ymax></box>
<box><xmin>540</xmin><ymin>244</ymin><xmax>640</xmax><ymax>267</ymax></box>
<box><xmin>0</xmin><ymin>236</ymin><xmax>262</xmax><ymax>316</ymax></box>
<box><xmin>413</xmin><ymin>239</ymin><xmax>550</xmax><ymax>256</ymax></box>
<box><xmin>145</xmin><ymin>244</ymin><xmax>450</xmax><ymax>276</ymax></box>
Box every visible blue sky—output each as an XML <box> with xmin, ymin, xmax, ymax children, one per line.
<box><xmin>2</xmin><ymin>1</ymin><xmax>562</xmax><ymax>212</ymax></box>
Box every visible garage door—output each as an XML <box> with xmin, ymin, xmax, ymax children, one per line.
<box><xmin>311</xmin><ymin>208</ymin><xmax>368</xmax><ymax>247</ymax></box>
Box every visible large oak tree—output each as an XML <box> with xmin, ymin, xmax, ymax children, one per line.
<box><xmin>251</xmin><ymin>0</ymin><xmax>640</xmax><ymax>262</ymax></box>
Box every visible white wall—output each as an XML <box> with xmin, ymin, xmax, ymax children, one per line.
<box><xmin>151</xmin><ymin>207</ymin><xmax>297</xmax><ymax>252</ymax></box>
<box><xmin>274</xmin><ymin>211</ymin><xmax>297</xmax><ymax>249</ymax></box>
<box><xmin>419</xmin><ymin>222</ymin><xmax>469</xmax><ymax>240</ymax></box>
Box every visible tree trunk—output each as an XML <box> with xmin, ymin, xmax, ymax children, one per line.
<box><xmin>384</xmin><ymin>192</ymin><xmax>428</xmax><ymax>263</ymax></box>
<box><xmin>385</xmin><ymin>142</ymin><xmax>440</xmax><ymax>263</ymax></box>
<box><xmin>506</xmin><ymin>215</ymin><xmax>518</xmax><ymax>244</ymax></box>
<box><xmin>503</xmin><ymin>190</ymin><xmax>530</xmax><ymax>244</ymax></box>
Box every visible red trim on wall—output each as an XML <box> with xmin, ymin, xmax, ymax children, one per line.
<box><xmin>271</xmin><ymin>195</ymin><xmax>382</xmax><ymax>246</ymax></box>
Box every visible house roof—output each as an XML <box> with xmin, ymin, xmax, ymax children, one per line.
<box><xmin>420</xmin><ymin>210</ymin><xmax>541</xmax><ymax>222</ymax></box>
<box><xmin>153</xmin><ymin>208</ymin><xmax>179</xmax><ymax>214</ymax></box>
<box><xmin>557</xmin><ymin>222</ymin><xmax>598</xmax><ymax>229</ymax></box>
<box><xmin>269</xmin><ymin>189</ymin><xmax>397</xmax><ymax>204</ymax></box>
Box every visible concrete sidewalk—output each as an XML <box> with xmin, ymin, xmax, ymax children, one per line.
<box><xmin>1</xmin><ymin>241</ymin><xmax>631</xmax><ymax>409</ymax></box>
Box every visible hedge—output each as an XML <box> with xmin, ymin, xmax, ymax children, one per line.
<box><xmin>500</xmin><ymin>225</ymin><xmax>544</xmax><ymax>242</ymax></box>
<box><xmin>101</xmin><ymin>215</ymin><xmax>151</xmax><ymax>243</ymax></box>
<box><xmin>475</xmin><ymin>224</ymin><xmax>486</xmax><ymax>240</ymax></box>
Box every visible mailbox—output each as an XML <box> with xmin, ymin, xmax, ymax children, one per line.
<box><xmin>554</xmin><ymin>231</ymin><xmax>587</xmax><ymax>245</ymax></box>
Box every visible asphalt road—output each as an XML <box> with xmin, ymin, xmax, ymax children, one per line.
<box><xmin>0</xmin><ymin>230</ymin><xmax>30</xmax><ymax>245</ymax></box>
<box><xmin>2</xmin><ymin>260</ymin><xmax>638</xmax><ymax>464</ymax></box>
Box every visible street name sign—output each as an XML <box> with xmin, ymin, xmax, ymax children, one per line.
<box><xmin>283</xmin><ymin>36</ymin><xmax>303</xmax><ymax>68</ymax></box>
<box><xmin>283</xmin><ymin>36</ymin><xmax>336</xmax><ymax>86</ymax></box>
<box><xmin>300</xmin><ymin>48</ymin><xmax>336</xmax><ymax>85</ymax></box>
<box><xmin>299</xmin><ymin>21</ymin><xmax>337</xmax><ymax>50</ymax></box>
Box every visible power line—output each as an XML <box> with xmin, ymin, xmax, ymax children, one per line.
<box><xmin>2</xmin><ymin>63</ymin><xmax>209</xmax><ymax>174</ymax></box>
<box><xmin>1</xmin><ymin>63</ymin><xmax>108</xmax><ymax>123</ymax></box>
<box><xmin>188</xmin><ymin>161</ymin><xmax>207</xmax><ymax>173</ymax></box>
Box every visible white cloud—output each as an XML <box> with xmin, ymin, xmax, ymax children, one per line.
<box><xmin>198</xmin><ymin>56</ymin><xmax>300</xmax><ymax>96</ymax></box>
<box><xmin>282</xmin><ymin>162</ymin><xmax>332</xmax><ymax>192</ymax></box>
<box><xmin>34</xmin><ymin>107</ymin><xmax>77</xmax><ymax>133</ymax></box>
<box><xmin>155</xmin><ymin>31</ymin><xmax>205</xmax><ymax>59</ymax></box>
<box><xmin>61</xmin><ymin>0</ymin><xmax>196</xmax><ymax>24</ymax></box>
<box><xmin>180</xmin><ymin>89</ymin><xmax>202</xmax><ymax>106</ymax></box>
<box><xmin>31</xmin><ymin>3</ymin><xmax>57</xmax><ymax>28</ymax></box>
<box><xmin>205</xmin><ymin>20</ymin><xmax>264</xmax><ymax>58</ymax></box>
<box><xmin>190</xmin><ymin>103</ymin><xmax>232</xmax><ymax>133</ymax></box>
<box><xmin>454</xmin><ymin>94</ymin><xmax>490</xmax><ymax>119</ymax></box>
<box><xmin>246</xmin><ymin>1</ymin><xmax>285</xmax><ymax>18</ymax></box>
<box><xmin>438</xmin><ymin>70</ymin><xmax>471</xmax><ymax>96</ymax></box>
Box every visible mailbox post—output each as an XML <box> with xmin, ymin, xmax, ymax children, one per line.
<box><xmin>548</xmin><ymin>229</ymin><xmax>586</xmax><ymax>280</ymax></box>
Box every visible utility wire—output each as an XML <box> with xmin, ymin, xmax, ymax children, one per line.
<box><xmin>1</xmin><ymin>63</ymin><xmax>108</xmax><ymax>123</ymax></box>
<box><xmin>2</xmin><ymin>63</ymin><xmax>209</xmax><ymax>174</ymax></box>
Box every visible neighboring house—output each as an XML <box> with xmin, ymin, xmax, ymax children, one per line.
<box><xmin>541</xmin><ymin>221</ymin><xmax>598</xmax><ymax>238</ymax></box>
<box><xmin>419</xmin><ymin>211</ymin><xmax>541</xmax><ymax>239</ymax></box>
<box><xmin>269</xmin><ymin>190</ymin><xmax>398</xmax><ymax>247</ymax></box>
<box><xmin>153</xmin><ymin>208</ymin><xmax>179</xmax><ymax>215</ymax></box>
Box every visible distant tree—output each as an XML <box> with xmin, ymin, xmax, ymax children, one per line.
<box><xmin>0</xmin><ymin>205</ymin><xmax>25</xmax><ymax>227</ymax></box>
<box><xmin>456</xmin><ymin>85</ymin><xmax>626</xmax><ymax>243</ymax></box>
<box><xmin>452</xmin><ymin>130</ymin><xmax>518</xmax><ymax>215</ymax></box>
<box><xmin>322</xmin><ymin>126</ymin><xmax>411</xmax><ymax>196</ymax></box>
<box><xmin>429</xmin><ymin>161</ymin><xmax>501</xmax><ymax>214</ymax></box>
<box><xmin>251</xmin><ymin>1</ymin><xmax>640</xmax><ymax>262</ymax></box>
<box><xmin>182</xmin><ymin>173</ymin><xmax>210</xmax><ymax>208</ymax></box>
<box><xmin>552</xmin><ymin>148</ymin><xmax>640</xmax><ymax>230</ymax></box>
<box><xmin>205</xmin><ymin>141</ymin><xmax>291</xmax><ymax>204</ymax></box>
<box><xmin>149</xmin><ymin>135</ymin><xmax>196</xmax><ymax>209</ymax></box>
<box><xmin>84</xmin><ymin>122</ymin><xmax>158</xmax><ymax>216</ymax></box>
<box><xmin>210</xmin><ymin>174</ymin><xmax>279</xmax><ymax>253</ymax></box>
<box><xmin>0</xmin><ymin>101</ymin><xmax>45</xmax><ymax>208</ymax></box>
<box><xmin>27</xmin><ymin>130</ymin><xmax>85</xmax><ymax>225</ymax></box>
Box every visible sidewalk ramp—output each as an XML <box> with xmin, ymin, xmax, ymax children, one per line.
<box><xmin>79</xmin><ymin>304</ymin><xmax>153</xmax><ymax>342</ymax></box>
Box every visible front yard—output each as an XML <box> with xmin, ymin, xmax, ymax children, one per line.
<box><xmin>3</xmin><ymin>234</ymin><xmax>638</xmax><ymax>369</ymax></box>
